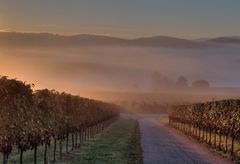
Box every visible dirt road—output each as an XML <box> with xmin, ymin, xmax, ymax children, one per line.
<box><xmin>124</xmin><ymin>114</ymin><xmax>232</xmax><ymax>164</ymax></box>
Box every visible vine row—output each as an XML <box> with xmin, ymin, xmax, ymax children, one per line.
<box><xmin>0</xmin><ymin>76</ymin><xmax>119</xmax><ymax>164</ymax></box>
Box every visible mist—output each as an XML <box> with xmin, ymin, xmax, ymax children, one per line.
<box><xmin>1</xmin><ymin>45</ymin><xmax>240</xmax><ymax>106</ymax></box>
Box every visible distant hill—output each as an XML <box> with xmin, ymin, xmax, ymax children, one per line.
<box><xmin>206</xmin><ymin>36</ymin><xmax>240</xmax><ymax>45</ymax></box>
<box><xmin>0</xmin><ymin>32</ymin><xmax>238</xmax><ymax>48</ymax></box>
<box><xmin>0</xmin><ymin>32</ymin><xmax>128</xmax><ymax>47</ymax></box>
<box><xmin>131</xmin><ymin>36</ymin><xmax>209</xmax><ymax>48</ymax></box>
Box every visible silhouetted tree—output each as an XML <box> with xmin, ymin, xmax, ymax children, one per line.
<box><xmin>176</xmin><ymin>76</ymin><xmax>188</xmax><ymax>88</ymax></box>
<box><xmin>152</xmin><ymin>72</ymin><xmax>173</xmax><ymax>90</ymax></box>
<box><xmin>192</xmin><ymin>80</ymin><xmax>210</xmax><ymax>89</ymax></box>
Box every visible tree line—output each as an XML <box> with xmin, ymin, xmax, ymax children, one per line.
<box><xmin>152</xmin><ymin>72</ymin><xmax>210</xmax><ymax>90</ymax></box>
<box><xmin>0</xmin><ymin>76</ymin><xmax>119</xmax><ymax>164</ymax></box>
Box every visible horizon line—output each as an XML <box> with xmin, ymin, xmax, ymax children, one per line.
<box><xmin>1</xmin><ymin>31</ymin><xmax>240</xmax><ymax>40</ymax></box>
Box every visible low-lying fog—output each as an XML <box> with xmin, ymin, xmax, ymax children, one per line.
<box><xmin>0</xmin><ymin>46</ymin><xmax>240</xmax><ymax>103</ymax></box>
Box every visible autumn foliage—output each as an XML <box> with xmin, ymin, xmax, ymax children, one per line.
<box><xmin>0</xmin><ymin>76</ymin><xmax>119</xmax><ymax>164</ymax></box>
<box><xmin>169</xmin><ymin>99</ymin><xmax>240</xmax><ymax>158</ymax></box>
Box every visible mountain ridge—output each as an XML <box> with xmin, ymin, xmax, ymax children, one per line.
<box><xmin>0</xmin><ymin>32</ymin><xmax>239</xmax><ymax>48</ymax></box>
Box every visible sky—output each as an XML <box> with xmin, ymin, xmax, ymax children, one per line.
<box><xmin>0</xmin><ymin>0</ymin><xmax>240</xmax><ymax>38</ymax></box>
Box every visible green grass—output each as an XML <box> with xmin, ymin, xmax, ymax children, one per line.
<box><xmin>5</xmin><ymin>135</ymin><xmax>79</xmax><ymax>164</ymax></box>
<box><xmin>3</xmin><ymin>119</ymin><xmax>143</xmax><ymax>164</ymax></box>
<box><xmin>68</xmin><ymin>119</ymin><xmax>143</xmax><ymax>164</ymax></box>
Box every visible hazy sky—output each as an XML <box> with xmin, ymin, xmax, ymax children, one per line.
<box><xmin>0</xmin><ymin>0</ymin><xmax>240</xmax><ymax>38</ymax></box>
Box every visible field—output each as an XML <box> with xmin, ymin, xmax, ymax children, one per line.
<box><xmin>1</xmin><ymin>76</ymin><xmax>240</xmax><ymax>164</ymax></box>
<box><xmin>0</xmin><ymin>118</ymin><xmax>142</xmax><ymax>164</ymax></box>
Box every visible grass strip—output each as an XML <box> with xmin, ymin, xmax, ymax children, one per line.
<box><xmin>69</xmin><ymin>118</ymin><xmax>143</xmax><ymax>164</ymax></box>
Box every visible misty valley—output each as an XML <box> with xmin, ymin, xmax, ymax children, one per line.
<box><xmin>0</xmin><ymin>33</ymin><xmax>240</xmax><ymax>164</ymax></box>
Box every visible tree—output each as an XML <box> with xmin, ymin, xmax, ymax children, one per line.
<box><xmin>151</xmin><ymin>72</ymin><xmax>173</xmax><ymax>90</ymax></box>
<box><xmin>176</xmin><ymin>76</ymin><xmax>188</xmax><ymax>89</ymax></box>
<box><xmin>192</xmin><ymin>80</ymin><xmax>210</xmax><ymax>89</ymax></box>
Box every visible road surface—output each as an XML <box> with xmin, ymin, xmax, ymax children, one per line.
<box><xmin>123</xmin><ymin>114</ymin><xmax>232</xmax><ymax>164</ymax></box>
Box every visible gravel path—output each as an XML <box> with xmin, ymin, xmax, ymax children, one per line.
<box><xmin>124</xmin><ymin>114</ymin><xmax>232</xmax><ymax>164</ymax></box>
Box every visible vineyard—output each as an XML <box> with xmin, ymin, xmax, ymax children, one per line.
<box><xmin>0</xmin><ymin>76</ymin><xmax>119</xmax><ymax>164</ymax></box>
<box><xmin>169</xmin><ymin>99</ymin><xmax>240</xmax><ymax>160</ymax></box>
